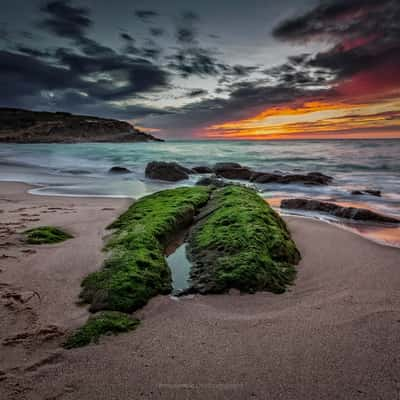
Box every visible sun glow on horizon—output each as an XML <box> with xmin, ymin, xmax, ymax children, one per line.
<box><xmin>205</xmin><ymin>98</ymin><xmax>400</xmax><ymax>140</ymax></box>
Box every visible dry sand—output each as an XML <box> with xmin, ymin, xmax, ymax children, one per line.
<box><xmin>1</xmin><ymin>182</ymin><xmax>399</xmax><ymax>400</ymax></box>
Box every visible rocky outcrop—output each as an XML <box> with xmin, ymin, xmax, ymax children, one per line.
<box><xmin>351</xmin><ymin>189</ymin><xmax>382</xmax><ymax>197</ymax></box>
<box><xmin>251</xmin><ymin>171</ymin><xmax>332</xmax><ymax>185</ymax></box>
<box><xmin>146</xmin><ymin>160</ymin><xmax>333</xmax><ymax>185</ymax></box>
<box><xmin>195</xmin><ymin>175</ymin><xmax>227</xmax><ymax>188</ymax></box>
<box><xmin>145</xmin><ymin>161</ymin><xmax>191</xmax><ymax>181</ymax></box>
<box><xmin>281</xmin><ymin>198</ymin><xmax>399</xmax><ymax>223</ymax></box>
<box><xmin>188</xmin><ymin>186</ymin><xmax>300</xmax><ymax>294</ymax></box>
<box><xmin>0</xmin><ymin>108</ymin><xmax>163</xmax><ymax>143</ymax></box>
<box><xmin>108</xmin><ymin>166</ymin><xmax>131</xmax><ymax>174</ymax></box>
<box><xmin>213</xmin><ymin>162</ymin><xmax>253</xmax><ymax>180</ymax></box>
<box><xmin>192</xmin><ymin>166</ymin><xmax>213</xmax><ymax>173</ymax></box>
<box><xmin>212</xmin><ymin>162</ymin><xmax>332</xmax><ymax>185</ymax></box>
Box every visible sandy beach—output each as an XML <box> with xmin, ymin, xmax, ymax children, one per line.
<box><xmin>1</xmin><ymin>182</ymin><xmax>399</xmax><ymax>400</ymax></box>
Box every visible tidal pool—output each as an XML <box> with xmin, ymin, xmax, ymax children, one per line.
<box><xmin>166</xmin><ymin>243</ymin><xmax>192</xmax><ymax>294</ymax></box>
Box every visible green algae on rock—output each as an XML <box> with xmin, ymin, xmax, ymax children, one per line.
<box><xmin>80</xmin><ymin>186</ymin><xmax>211</xmax><ymax>313</ymax></box>
<box><xmin>24</xmin><ymin>226</ymin><xmax>73</xmax><ymax>244</ymax></box>
<box><xmin>64</xmin><ymin>311</ymin><xmax>139</xmax><ymax>349</ymax></box>
<box><xmin>188</xmin><ymin>186</ymin><xmax>300</xmax><ymax>294</ymax></box>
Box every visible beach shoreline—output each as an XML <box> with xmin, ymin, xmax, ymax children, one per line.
<box><xmin>1</xmin><ymin>181</ymin><xmax>400</xmax><ymax>399</ymax></box>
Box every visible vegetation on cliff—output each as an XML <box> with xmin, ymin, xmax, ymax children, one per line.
<box><xmin>0</xmin><ymin>108</ymin><xmax>163</xmax><ymax>143</ymax></box>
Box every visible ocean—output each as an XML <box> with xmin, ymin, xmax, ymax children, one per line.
<box><xmin>1</xmin><ymin>139</ymin><xmax>399</xmax><ymax>246</ymax></box>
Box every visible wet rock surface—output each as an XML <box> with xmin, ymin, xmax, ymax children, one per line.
<box><xmin>145</xmin><ymin>161</ymin><xmax>191</xmax><ymax>181</ymax></box>
<box><xmin>108</xmin><ymin>166</ymin><xmax>132</xmax><ymax>174</ymax></box>
<box><xmin>213</xmin><ymin>162</ymin><xmax>253</xmax><ymax>180</ymax></box>
<box><xmin>192</xmin><ymin>166</ymin><xmax>213</xmax><ymax>173</ymax></box>
<box><xmin>351</xmin><ymin>189</ymin><xmax>382</xmax><ymax>197</ymax></box>
<box><xmin>146</xmin><ymin>160</ymin><xmax>333</xmax><ymax>185</ymax></box>
<box><xmin>251</xmin><ymin>171</ymin><xmax>332</xmax><ymax>185</ymax></box>
<box><xmin>196</xmin><ymin>175</ymin><xmax>228</xmax><ymax>188</ymax></box>
<box><xmin>281</xmin><ymin>198</ymin><xmax>399</xmax><ymax>223</ymax></box>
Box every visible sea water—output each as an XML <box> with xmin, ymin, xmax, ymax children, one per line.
<box><xmin>1</xmin><ymin>140</ymin><xmax>399</xmax><ymax>246</ymax></box>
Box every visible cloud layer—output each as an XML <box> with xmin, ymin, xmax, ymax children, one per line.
<box><xmin>0</xmin><ymin>0</ymin><xmax>399</xmax><ymax>139</ymax></box>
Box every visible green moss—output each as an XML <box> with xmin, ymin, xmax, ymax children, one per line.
<box><xmin>24</xmin><ymin>226</ymin><xmax>73</xmax><ymax>244</ymax></box>
<box><xmin>63</xmin><ymin>311</ymin><xmax>139</xmax><ymax>349</ymax></box>
<box><xmin>188</xmin><ymin>186</ymin><xmax>300</xmax><ymax>294</ymax></box>
<box><xmin>80</xmin><ymin>186</ymin><xmax>211</xmax><ymax>313</ymax></box>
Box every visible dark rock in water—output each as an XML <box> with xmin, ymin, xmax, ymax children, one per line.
<box><xmin>213</xmin><ymin>162</ymin><xmax>242</xmax><ymax>170</ymax></box>
<box><xmin>251</xmin><ymin>171</ymin><xmax>332</xmax><ymax>185</ymax></box>
<box><xmin>213</xmin><ymin>162</ymin><xmax>253</xmax><ymax>180</ymax></box>
<box><xmin>278</xmin><ymin>172</ymin><xmax>332</xmax><ymax>185</ymax></box>
<box><xmin>281</xmin><ymin>198</ymin><xmax>399</xmax><ymax>223</ymax></box>
<box><xmin>365</xmin><ymin>190</ymin><xmax>382</xmax><ymax>197</ymax></box>
<box><xmin>196</xmin><ymin>175</ymin><xmax>227</xmax><ymax>188</ymax></box>
<box><xmin>109</xmin><ymin>166</ymin><xmax>131</xmax><ymax>174</ymax></box>
<box><xmin>250</xmin><ymin>172</ymin><xmax>281</xmax><ymax>183</ymax></box>
<box><xmin>145</xmin><ymin>161</ymin><xmax>191</xmax><ymax>181</ymax></box>
<box><xmin>351</xmin><ymin>189</ymin><xmax>382</xmax><ymax>197</ymax></box>
<box><xmin>192</xmin><ymin>166</ymin><xmax>213</xmax><ymax>174</ymax></box>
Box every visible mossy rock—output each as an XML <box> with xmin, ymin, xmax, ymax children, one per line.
<box><xmin>188</xmin><ymin>186</ymin><xmax>300</xmax><ymax>294</ymax></box>
<box><xmin>64</xmin><ymin>311</ymin><xmax>139</xmax><ymax>349</ymax></box>
<box><xmin>80</xmin><ymin>186</ymin><xmax>211</xmax><ymax>313</ymax></box>
<box><xmin>24</xmin><ymin>226</ymin><xmax>73</xmax><ymax>244</ymax></box>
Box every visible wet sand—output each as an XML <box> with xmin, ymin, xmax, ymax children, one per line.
<box><xmin>1</xmin><ymin>182</ymin><xmax>400</xmax><ymax>400</ymax></box>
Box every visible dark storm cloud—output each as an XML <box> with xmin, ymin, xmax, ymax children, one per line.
<box><xmin>149</xmin><ymin>27</ymin><xmax>164</xmax><ymax>37</ymax></box>
<box><xmin>134</xmin><ymin>10</ymin><xmax>159</xmax><ymax>22</ymax></box>
<box><xmin>0</xmin><ymin>28</ymin><xmax>9</xmax><ymax>41</ymax></box>
<box><xmin>0</xmin><ymin>48</ymin><xmax>170</xmax><ymax>119</ymax></box>
<box><xmin>231</xmin><ymin>65</ymin><xmax>259</xmax><ymax>78</ymax></box>
<box><xmin>15</xmin><ymin>46</ymin><xmax>52</xmax><ymax>58</ymax></box>
<box><xmin>175</xmin><ymin>11</ymin><xmax>200</xmax><ymax>44</ymax></box>
<box><xmin>273</xmin><ymin>0</ymin><xmax>395</xmax><ymax>42</ymax></box>
<box><xmin>0</xmin><ymin>0</ymin><xmax>173</xmax><ymax>119</ymax></box>
<box><xmin>40</xmin><ymin>0</ymin><xmax>91</xmax><ymax>40</ymax></box>
<box><xmin>0</xmin><ymin>49</ymin><xmax>80</xmax><ymax>105</ymax></box>
<box><xmin>187</xmin><ymin>89</ymin><xmax>208</xmax><ymax>97</ymax></box>
<box><xmin>147</xmin><ymin>81</ymin><xmax>311</xmax><ymax>137</ymax></box>
<box><xmin>269</xmin><ymin>0</ymin><xmax>400</xmax><ymax>97</ymax></box>
<box><xmin>54</xmin><ymin>48</ymin><xmax>169</xmax><ymax>100</ymax></box>
<box><xmin>120</xmin><ymin>33</ymin><xmax>134</xmax><ymax>42</ymax></box>
<box><xmin>167</xmin><ymin>48</ymin><xmax>224</xmax><ymax>77</ymax></box>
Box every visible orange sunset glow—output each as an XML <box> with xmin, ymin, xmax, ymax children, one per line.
<box><xmin>206</xmin><ymin>99</ymin><xmax>400</xmax><ymax>140</ymax></box>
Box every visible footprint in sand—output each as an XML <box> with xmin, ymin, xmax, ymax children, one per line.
<box><xmin>2</xmin><ymin>325</ymin><xmax>64</xmax><ymax>348</ymax></box>
<box><xmin>21</xmin><ymin>249</ymin><xmax>37</xmax><ymax>255</ymax></box>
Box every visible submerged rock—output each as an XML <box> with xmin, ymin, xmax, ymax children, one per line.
<box><xmin>145</xmin><ymin>161</ymin><xmax>191</xmax><ymax>181</ymax></box>
<box><xmin>108</xmin><ymin>166</ymin><xmax>131</xmax><ymax>174</ymax></box>
<box><xmin>281</xmin><ymin>198</ymin><xmax>398</xmax><ymax>223</ymax></box>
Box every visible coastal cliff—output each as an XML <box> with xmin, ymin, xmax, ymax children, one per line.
<box><xmin>0</xmin><ymin>108</ymin><xmax>163</xmax><ymax>143</ymax></box>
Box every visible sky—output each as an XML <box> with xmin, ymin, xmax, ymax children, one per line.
<box><xmin>0</xmin><ymin>0</ymin><xmax>399</xmax><ymax>140</ymax></box>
